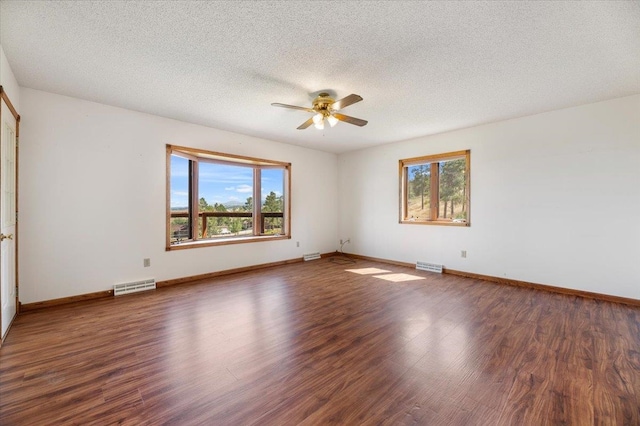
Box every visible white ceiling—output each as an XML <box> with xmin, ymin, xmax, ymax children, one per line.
<box><xmin>1</xmin><ymin>1</ymin><xmax>639</xmax><ymax>154</ymax></box>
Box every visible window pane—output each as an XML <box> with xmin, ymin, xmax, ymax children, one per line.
<box><xmin>261</xmin><ymin>169</ymin><xmax>284</xmax><ymax>234</ymax></box>
<box><xmin>406</xmin><ymin>164</ymin><xmax>431</xmax><ymax>220</ymax></box>
<box><xmin>170</xmin><ymin>155</ymin><xmax>191</xmax><ymax>242</ymax></box>
<box><xmin>198</xmin><ymin>162</ymin><xmax>253</xmax><ymax>238</ymax></box>
<box><xmin>438</xmin><ymin>158</ymin><xmax>467</xmax><ymax>221</ymax></box>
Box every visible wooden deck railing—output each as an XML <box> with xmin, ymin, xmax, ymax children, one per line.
<box><xmin>170</xmin><ymin>211</ymin><xmax>283</xmax><ymax>239</ymax></box>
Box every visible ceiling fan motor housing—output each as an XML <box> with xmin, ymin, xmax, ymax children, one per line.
<box><xmin>313</xmin><ymin>93</ymin><xmax>335</xmax><ymax>114</ymax></box>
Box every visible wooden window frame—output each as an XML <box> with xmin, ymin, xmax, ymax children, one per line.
<box><xmin>399</xmin><ymin>150</ymin><xmax>470</xmax><ymax>226</ymax></box>
<box><xmin>166</xmin><ymin>145</ymin><xmax>291</xmax><ymax>250</ymax></box>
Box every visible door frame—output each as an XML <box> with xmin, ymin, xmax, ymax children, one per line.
<box><xmin>0</xmin><ymin>85</ymin><xmax>20</xmax><ymax>345</ymax></box>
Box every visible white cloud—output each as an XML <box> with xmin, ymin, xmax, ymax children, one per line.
<box><xmin>170</xmin><ymin>191</ymin><xmax>189</xmax><ymax>208</ymax></box>
<box><xmin>224</xmin><ymin>186</ymin><xmax>235</xmax><ymax>191</ymax></box>
<box><xmin>236</xmin><ymin>184</ymin><xmax>252</xmax><ymax>193</ymax></box>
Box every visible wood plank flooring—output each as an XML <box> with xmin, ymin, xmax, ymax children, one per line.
<box><xmin>1</xmin><ymin>258</ymin><xmax>639</xmax><ymax>425</ymax></box>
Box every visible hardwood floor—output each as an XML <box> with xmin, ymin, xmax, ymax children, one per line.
<box><xmin>1</xmin><ymin>258</ymin><xmax>639</xmax><ymax>425</ymax></box>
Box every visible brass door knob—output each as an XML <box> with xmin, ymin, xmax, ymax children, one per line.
<box><xmin>0</xmin><ymin>233</ymin><xmax>13</xmax><ymax>241</ymax></box>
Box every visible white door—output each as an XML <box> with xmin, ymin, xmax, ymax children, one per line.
<box><xmin>0</xmin><ymin>100</ymin><xmax>17</xmax><ymax>340</ymax></box>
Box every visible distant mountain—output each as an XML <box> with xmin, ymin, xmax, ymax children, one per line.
<box><xmin>223</xmin><ymin>202</ymin><xmax>244</xmax><ymax>209</ymax></box>
<box><xmin>171</xmin><ymin>202</ymin><xmax>244</xmax><ymax>211</ymax></box>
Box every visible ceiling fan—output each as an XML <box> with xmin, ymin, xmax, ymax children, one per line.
<box><xmin>271</xmin><ymin>92</ymin><xmax>368</xmax><ymax>130</ymax></box>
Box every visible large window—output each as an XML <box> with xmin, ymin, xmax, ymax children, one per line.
<box><xmin>167</xmin><ymin>145</ymin><xmax>291</xmax><ymax>249</ymax></box>
<box><xmin>400</xmin><ymin>150</ymin><xmax>470</xmax><ymax>226</ymax></box>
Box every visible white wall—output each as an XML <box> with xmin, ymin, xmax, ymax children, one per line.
<box><xmin>1</xmin><ymin>45</ymin><xmax>20</xmax><ymax>111</ymax></box>
<box><xmin>18</xmin><ymin>88</ymin><xmax>338</xmax><ymax>303</ymax></box>
<box><xmin>338</xmin><ymin>95</ymin><xmax>640</xmax><ymax>300</ymax></box>
<box><xmin>16</xmin><ymin>86</ymin><xmax>640</xmax><ymax>303</ymax></box>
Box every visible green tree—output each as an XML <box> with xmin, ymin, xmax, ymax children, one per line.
<box><xmin>439</xmin><ymin>159</ymin><xmax>465</xmax><ymax>219</ymax></box>
<box><xmin>199</xmin><ymin>197</ymin><xmax>211</xmax><ymax>212</ymax></box>
<box><xmin>262</xmin><ymin>191</ymin><xmax>282</xmax><ymax>212</ymax></box>
<box><xmin>229</xmin><ymin>218</ymin><xmax>242</xmax><ymax>234</ymax></box>
<box><xmin>212</xmin><ymin>202</ymin><xmax>228</xmax><ymax>228</ymax></box>
<box><xmin>197</xmin><ymin>198</ymin><xmax>213</xmax><ymax>238</ymax></box>
<box><xmin>242</xmin><ymin>197</ymin><xmax>254</xmax><ymax>230</ymax></box>
<box><xmin>262</xmin><ymin>191</ymin><xmax>283</xmax><ymax>233</ymax></box>
<box><xmin>411</xmin><ymin>165</ymin><xmax>430</xmax><ymax>210</ymax></box>
<box><xmin>243</xmin><ymin>196</ymin><xmax>253</xmax><ymax>212</ymax></box>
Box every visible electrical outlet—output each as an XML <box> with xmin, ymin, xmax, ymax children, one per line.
<box><xmin>144</xmin><ymin>258</ymin><xmax>151</xmax><ymax>267</ymax></box>
<box><xmin>296</xmin><ymin>241</ymin><xmax>300</xmax><ymax>247</ymax></box>
<box><xmin>340</xmin><ymin>239</ymin><xmax>343</xmax><ymax>245</ymax></box>
<box><xmin>461</xmin><ymin>250</ymin><xmax>467</xmax><ymax>258</ymax></box>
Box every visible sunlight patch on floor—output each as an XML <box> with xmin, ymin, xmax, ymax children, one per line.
<box><xmin>373</xmin><ymin>273</ymin><xmax>426</xmax><ymax>282</ymax></box>
<box><xmin>345</xmin><ymin>268</ymin><xmax>392</xmax><ymax>275</ymax></box>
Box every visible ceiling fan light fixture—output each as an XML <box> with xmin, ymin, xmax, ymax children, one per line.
<box><xmin>327</xmin><ymin>114</ymin><xmax>338</xmax><ymax>127</ymax></box>
<box><xmin>312</xmin><ymin>113</ymin><xmax>324</xmax><ymax>126</ymax></box>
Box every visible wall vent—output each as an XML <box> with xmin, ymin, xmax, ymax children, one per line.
<box><xmin>303</xmin><ymin>252</ymin><xmax>321</xmax><ymax>261</ymax></box>
<box><xmin>416</xmin><ymin>261</ymin><xmax>443</xmax><ymax>273</ymax></box>
<box><xmin>114</xmin><ymin>278</ymin><xmax>156</xmax><ymax>296</ymax></box>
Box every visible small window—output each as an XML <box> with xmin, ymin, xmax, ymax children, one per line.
<box><xmin>167</xmin><ymin>145</ymin><xmax>291</xmax><ymax>250</ymax></box>
<box><xmin>400</xmin><ymin>150</ymin><xmax>470</xmax><ymax>226</ymax></box>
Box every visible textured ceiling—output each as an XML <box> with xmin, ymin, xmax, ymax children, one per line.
<box><xmin>1</xmin><ymin>1</ymin><xmax>639</xmax><ymax>153</ymax></box>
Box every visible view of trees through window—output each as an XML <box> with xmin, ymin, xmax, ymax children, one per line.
<box><xmin>438</xmin><ymin>158</ymin><xmax>467</xmax><ymax>220</ymax></box>
<box><xmin>402</xmin><ymin>151</ymin><xmax>469</xmax><ymax>224</ymax></box>
<box><xmin>168</xmin><ymin>146</ymin><xmax>289</xmax><ymax>247</ymax></box>
<box><xmin>192</xmin><ymin>167</ymin><xmax>284</xmax><ymax>239</ymax></box>
<box><xmin>407</xmin><ymin>164</ymin><xmax>431</xmax><ymax>218</ymax></box>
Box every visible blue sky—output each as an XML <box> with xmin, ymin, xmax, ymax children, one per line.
<box><xmin>170</xmin><ymin>155</ymin><xmax>284</xmax><ymax>208</ymax></box>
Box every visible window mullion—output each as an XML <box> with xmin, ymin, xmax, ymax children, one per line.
<box><xmin>402</xmin><ymin>166</ymin><xmax>409</xmax><ymax>221</ymax></box>
<box><xmin>190</xmin><ymin>159</ymin><xmax>199</xmax><ymax>240</ymax></box>
<box><xmin>430</xmin><ymin>162</ymin><xmax>439</xmax><ymax>221</ymax></box>
<box><xmin>283</xmin><ymin>168</ymin><xmax>290</xmax><ymax>235</ymax></box>
<box><xmin>254</xmin><ymin>168</ymin><xmax>262</xmax><ymax>236</ymax></box>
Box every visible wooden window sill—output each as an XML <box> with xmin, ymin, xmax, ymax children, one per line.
<box><xmin>167</xmin><ymin>234</ymin><xmax>291</xmax><ymax>251</ymax></box>
<box><xmin>399</xmin><ymin>220</ymin><xmax>470</xmax><ymax>227</ymax></box>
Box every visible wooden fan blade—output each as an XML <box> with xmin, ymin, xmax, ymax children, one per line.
<box><xmin>271</xmin><ymin>103</ymin><xmax>315</xmax><ymax>113</ymax></box>
<box><xmin>333</xmin><ymin>113</ymin><xmax>368</xmax><ymax>127</ymax></box>
<box><xmin>332</xmin><ymin>94</ymin><xmax>363</xmax><ymax>111</ymax></box>
<box><xmin>297</xmin><ymin>117</ymin><xmax>314</xmax><ymax>130</ymax></box>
